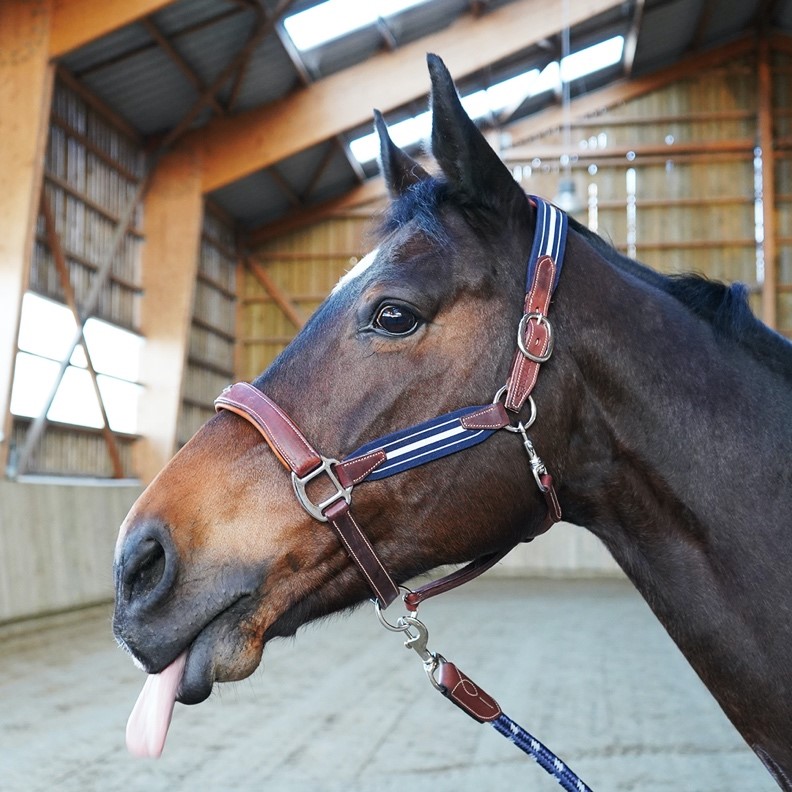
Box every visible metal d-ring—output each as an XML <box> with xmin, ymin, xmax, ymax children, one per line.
<box><xmin>492</xmin><ymin>386</ymin><xmax>537</xmax><ymax>432</ymax></box>
<box><xmin>374</xmin><ymin>586</ymin><xmax>415</xmax><ymax>632</ymax></box>
<box><xmin>517</xmin><ymin>312</ymin><xmax>554</xmax><ymax>363</ymax></box>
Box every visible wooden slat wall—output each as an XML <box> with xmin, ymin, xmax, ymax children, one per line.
<box><xmin>240</xmin><ymin>205</ymin><xmax>383</xmax><ymax>380</ymax></box>
<box><xmin>176</xmin><ymin>204</ymin><xmax>238</xmax><ymax>446</ymax></box>
<box><xmin>14</xmin><ymin>76</ymin><xmax>145</xmax><ymax>477</ymax></box>
<box><xmin>11</xmin><ymin>419</ymin><xmax>135</xmax><ymax>478</ymax></box>
<box><xmin>774</xmin><ymin>48</ymin><xmax>792</xmax><ymax>335</ymax></box>
<box><xmin>508</xmin><ymin>55</ymin><xmax>761</xmax><ymax>314</ymax></box>
<box><xmin>33</xmin><ymin>77</ymin><xmax>144</xmax><ymax>330</ymax></box>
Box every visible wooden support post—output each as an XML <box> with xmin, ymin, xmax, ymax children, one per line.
<box><xmin>0</xmin><ymin>0</ymin><xmax>54</xmax><ymax>472</ymax></box>
<box><xmin>134</xmin><ymin>149</ymin><xmax>204</xmax><ymax>484</ymax></box>
<box><xmin>758</xmin><ymin>36</ymin><xmax>778</xmax><ymax>329</ymax></box>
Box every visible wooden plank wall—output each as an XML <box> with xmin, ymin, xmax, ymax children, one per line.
<box><xmin>176</xmin><ymin>204</ymin><xmax>238</xmax><ymax>446</ymax></box>
<box><xmin>240</xmin><ymin>206</ymin><xmax>382</xmax><ymax>380</ymax></box>
<box><xmin>13</xmin><ymin>74</ymin><xmax>144</xmax><ymax>477</ymax></box>
<box><xmin>774</xmin><ymin>46</ymin><xmax>792</xmax><ymax>335</ymax></box>
<box><xmin>506</xmin><ymin>53</ymin><xmax>761</xmax><ymax>316</ymax></box>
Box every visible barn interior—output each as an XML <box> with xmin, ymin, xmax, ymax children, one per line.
<box><xmin>0</xmin><ymin>1</ymin><xmax>789</xmax><ymax>789</ymax></box>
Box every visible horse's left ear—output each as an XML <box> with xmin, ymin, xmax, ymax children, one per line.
<box><xmin>427</xmin><ymin>54</ymin><xmax>528</xmax><ymax>217</ymax></box>
<box><xmin>374</xmin><ymin>109</ymin><xmax>431</xmax><ymax>198</ymax></box>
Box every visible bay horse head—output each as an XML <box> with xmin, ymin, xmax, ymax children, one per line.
<box><xmin>114</xmin><ymin>55</ymin><xmax>792</xmax><ymax>788</ymax></box>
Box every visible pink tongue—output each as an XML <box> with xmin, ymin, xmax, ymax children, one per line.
<box><xmin>126</xmin><ymin>652</ymin><xmax>187</xmax><ymax>758</ymax></box>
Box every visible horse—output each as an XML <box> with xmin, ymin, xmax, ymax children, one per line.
<box><xmin>112</xmin><ymin>54</ymin><xmax>792</xmax><ymax>787</ymax></box>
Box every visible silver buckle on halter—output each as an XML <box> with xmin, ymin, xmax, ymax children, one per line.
<box><xmin>291</xmin><ymin>457</ymin><xmax>352</xmax><ymax>522</ymax></box>
<box><xmin>517</xmin><ymin>311</ymin><xmax>554</xmax><ymax>363</ymax></box>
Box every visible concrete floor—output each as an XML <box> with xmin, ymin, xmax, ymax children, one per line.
<box><xmin>0</xmin><ymin>578</ymin><xmax>776</xmax><ymax>792</ymax></box>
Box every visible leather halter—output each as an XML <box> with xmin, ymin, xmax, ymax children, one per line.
<box><xmin>214</xmin><ymin>196</ymin><xmax>567</xmax><ymax>610</ymax></box>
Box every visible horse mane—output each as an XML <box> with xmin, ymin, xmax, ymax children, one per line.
<box><xmin>568</xmin><ymin>216</ymin><xmax>792</xmax><ymax>381</ymax></box>
<box><xmin>375</xmin><ymin>176</ymin><xmax>513</xmax><ymax>245</ymax></box>
<box><xmin>376</xmin><ymin>177</ymin><xmax>452</xmax><ymax>244</ymax></box>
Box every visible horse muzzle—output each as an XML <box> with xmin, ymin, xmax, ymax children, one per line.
<box><xmin>112</xmin><ymin>517</ymin><xmax>266</xmax><ymax>682</ymax></box>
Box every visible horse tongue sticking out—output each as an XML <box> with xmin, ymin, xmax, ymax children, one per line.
<box><xmin>125</xmin><ymin>652</ymin><xmax>186</xmax><ymax>757</ymax></box>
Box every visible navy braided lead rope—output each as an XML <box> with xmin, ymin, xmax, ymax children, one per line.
<box><xmin>491</xmin><ymin>713</ymin><xmax>593</xmax><ymax>792</ymax></box>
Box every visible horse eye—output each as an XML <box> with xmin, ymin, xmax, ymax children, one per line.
<box><xmin>373</xmin><ymin>304</ymin><xmax>420</xmax><ymax>336</ymax></box>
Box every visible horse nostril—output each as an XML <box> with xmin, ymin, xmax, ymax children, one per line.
<box><xmin>119</xmin><ymin>524</ymin><xmax>176</xmax><ymax>610</ymax></box>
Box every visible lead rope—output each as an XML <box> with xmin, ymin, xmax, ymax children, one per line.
<box><xmin>376</xmin><ymin>604</ymin><xmax>593</xmax><ymax>792</ymax></box>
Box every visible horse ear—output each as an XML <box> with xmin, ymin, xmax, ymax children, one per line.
<box><xmin>374</xmin><ymin>109</ymin><xmax>430</xmax><ymax>198</ymax></box>
<box><xmin>427</xmin><ymin>54</ymin><xmax>526</xmax><ymax>214</ymax></box>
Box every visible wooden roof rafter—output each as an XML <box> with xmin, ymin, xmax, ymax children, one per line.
<box><xmin>504</xmin><ymin>34</ymin><xmax>757</xmax><ymax>149</ymax></box>
<box><xmin>246</xmin><ymin>33</ymin><xmax>783</xmax><ymax>245</ymax></box>
<box><xmin>186</xmin><ymin>0</ymin><xmax>626</xmax><ymax>194</ymax></box>
<box><xmin>49</xmin><ymin>0</ymin><xmax>176</xmax><ymax>59</ymax></box>
<box><xmin>623</xmin><ymin>0</ymin><xmax>645</xmax><ymax>77</ymax></box>
<box><xmin>159</xmin><ymin>0</ymin><xmax>298</xmax><ymax>150</ymax></box>
<box><xmin>141</xmin><ymin>17</ymin><xmax>226</xmax><ymax>116</ymax></box>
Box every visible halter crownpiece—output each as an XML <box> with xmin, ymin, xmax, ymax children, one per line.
<box><xmin>505</xmin><ymin>197</ymin><xmax>568</xmax><ymax>412</ymax></box>
<box><xmin>214</xmin><ymin>196</ymin><xmax>568</xmax><ymax>610</ymax></box>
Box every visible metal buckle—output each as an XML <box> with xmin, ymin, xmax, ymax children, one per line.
<box><xmin>291</xmin><ymin>457</ymin><xmax>352</xmax><ymax>522</ymax></box>
<box><xmin>517</xmin><ymin>311</ymin><xmax>554</xmax><ymax>363</ymax></box>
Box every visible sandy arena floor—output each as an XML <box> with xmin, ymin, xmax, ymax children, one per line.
<box><xmin>0</xmin><ymin>578</ymin><xmax>776</xmax><ymax>792</ymax></box>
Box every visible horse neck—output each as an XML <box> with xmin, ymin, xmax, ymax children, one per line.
<box><xmin>554</xmin><ymin>231</ymin><xmax>792</xmax><ymax>772</ymax></box>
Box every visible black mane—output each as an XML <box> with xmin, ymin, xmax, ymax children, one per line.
<box><xmin>376</xmin><ymin>175</ymin><xmax>514</xmax><ymax>244</ymax></box>
<box><xmin>569</xmin><ymin>216</ymin><xmax>792</xmax><ymax>381</ymax></box>
<box><xmin>376</xmin><ymin>177</ymin><xmax>452</xmax><ymax>243</ymax></box>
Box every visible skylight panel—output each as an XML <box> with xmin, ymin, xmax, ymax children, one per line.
<box><xmin>349</xmin><ymin>67</ymin><xmax>541</xmax><ymax>164</ymax></box>
<box><xmin>347</xmin><ymin>34</ymin><xmax>625</xmax><ymax>166</ymax></box>
<box><xmin>284</xmin><ymin>0</ymin><xmax>430</xmax><ymax>51</ymax></box>
<box><xmin>484</xmin><ymin>69</ymin><xmax>541</xmax><ymax>112</ymax></box>
<box><xmin>350</xmin><ymin>110</ymin><xmax>431</xmax><ymax>163</ymax></box>
<box><xmin>561</xmin><ymin>35</ymin><xmax>624</xmax><ymax>82</ymax></box>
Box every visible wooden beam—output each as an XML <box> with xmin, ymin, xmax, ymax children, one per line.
<box><xmin>504</xmin><ymin>139</ymin><xmax>755</xmax><ymax>162</ymax></box>
<box><xmin>769</xmin><ymin>31</ymin><xmax>792</xmax><ymax>58</ymax></box>
<box><xmin>623</xmin><ymin>0</ymin><xmax>645</xmax><ymax>78</ymax></box>
<box><xmin>193</xmin><ymin>0</ymin><xmax>624</xmax><ymax>193</ymax></box>
<box><xmin>133</xmin><ymin>149</ymin><xmax>203</xmax><ymax>484</ymax></box>
<box><xmin>40</xmin><ymin>192</ymin><xmax>125</xmax><ymax>478</ymax></box>
<box><xmin>246</xmin><ymin>259</ymin><xmax>307</xmax><ymax>329</ymax></box>
<box><xmin>505</xmin><ymin>35</ymin><xmax>755</xmax><ymax>148</ymax></box>
<box><xmin>758</xmin><ymin>36</ymin><xmax>778</xmax><ymax>329</ymax></box>
<box><xmin>0</xmin><ymin>0</ymin><xmax>54</xmax><ymax>471</ymax></box>
<box><xmin>49</xmin><ymin>0</ymin><xmax>176</xmax><ymax>59</ymax></box>
<box><xmin>141</xmin><ymin>18</ymin><xmax>224</xmax><ymax>115</ymax></box>
<box><xmin>245</xmin><ymin>178</ymin><xmax>387</xmax><ymax>247</ymax></box>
